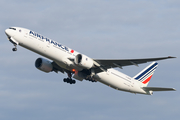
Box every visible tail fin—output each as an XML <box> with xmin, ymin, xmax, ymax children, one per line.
<box><xmin>133</xmin><ymin>62</ymin><xmax>158</xmax><ymax>86</ymax></box>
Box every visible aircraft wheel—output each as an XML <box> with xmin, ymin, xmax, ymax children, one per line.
<box><xmin>12</xmin><ymin>48</ymin><xmax>17</xmax><ymax>51</ymax></box>
<box><xmin>72</xmin><ymin>80</ymin><xmax>76</xmax><ymax>84</ymax></box>
<box><xmin>66</xmin><ymin>79</ymin><xmax>70</xmax><ymax>83</ymax></box>
<box><xmin>63</xmin><ymin>78</ymin><xmax>67</xmax><ymax>82</ymax></box>
<box><xmin>63</xmin><ymin>78</ymin><xmax>76</xmax><ymax>84</ymax></box>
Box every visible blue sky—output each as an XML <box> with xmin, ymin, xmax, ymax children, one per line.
<box><xmin>0</xmin><ymin>0</ymin><xmax>180</xmax><ymax>120</ymax></box>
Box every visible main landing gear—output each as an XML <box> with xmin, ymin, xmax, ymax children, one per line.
<box><xmin>85</xmin><ymin>76</ymin><xmax>97</xmax><ymax>82</ymax></box>
<box><xmin>63</xmin><ymin>78</ymin><xmax>76</xmax><ymax>84</ymax></box>
<box><xmin>63</xmin><ymin>71</ymin><xmax>76</xmax><ymax>84</ymax></box>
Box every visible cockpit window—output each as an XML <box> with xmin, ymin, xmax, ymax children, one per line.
<box><xmin>9</xmin><ymin>27</ymin><xmax>16</xmax><ymax>30</ymax></box>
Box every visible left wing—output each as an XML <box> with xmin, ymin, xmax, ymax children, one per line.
<box><xmin>51</xmin><ymin>61</ymin><xmax>65</xmax><ymax>73</ymax></box>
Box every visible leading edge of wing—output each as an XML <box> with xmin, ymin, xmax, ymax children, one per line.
<box><xmin>93</xmin><ymin>56</ymin><xmax>176</xmax><ymax>69</ymax></box>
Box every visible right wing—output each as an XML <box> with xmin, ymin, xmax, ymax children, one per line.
<box><xmin>51</xmin><ymin>56</ymin><xmax>176</xmax><ymax>74</ymax></box>
<box><xmin>93</xmin><ymin>56</ymin><xmax>176</xmax><ymax>73</ymax></box>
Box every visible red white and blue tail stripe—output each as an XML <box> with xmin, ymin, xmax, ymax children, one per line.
<box><xmin>133</xmin><ymin>62</ymin><xmax>158</xmax><ymax>86</ymax></box>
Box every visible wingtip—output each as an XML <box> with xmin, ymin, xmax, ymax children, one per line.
<box><xmin>168</xmin><ymin>56</ymin><xmax>176</xmax><ymax>59</ymax></box>
<box><xmin>172</xmin><ymin>88</ymin><xmax>176</xmax><ymax>91</ymax></box>
<box><xmin>168</xmin><ymin>88</ymin><xmax>176</xmax><ymax>91</ymax></box>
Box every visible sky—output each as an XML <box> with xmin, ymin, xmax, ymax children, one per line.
<box><xmin>0</xmin><ymin>0</ymin><xmax>180</xmax><ymax>120</ymax></box>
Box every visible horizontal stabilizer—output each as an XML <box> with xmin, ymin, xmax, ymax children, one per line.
<box><xmin>143</xmin><ymin>87</ymin><xmax>176</xmax><ymax>91</ymax></box>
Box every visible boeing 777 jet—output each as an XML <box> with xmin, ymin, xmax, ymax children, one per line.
<box><xmin>5</xmin><ymin>27</ymin><xmax>176</xmax><ymax>95</ymax></box>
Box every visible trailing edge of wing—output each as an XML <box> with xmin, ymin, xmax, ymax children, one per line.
<box><xmin>142</xmin><ymin>87</ymin><xmax>176</xmax><ymax>91</ymax></box>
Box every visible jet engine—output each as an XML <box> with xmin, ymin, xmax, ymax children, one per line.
<box><xmin>35</xmin><ymin>58</ymin><xmax>53</xmax><ymax>73</ymax></box>
<box><xmin>74</xmin><ymin>54</ymin><xmax>94</xmax><ymax>69</ymax></box>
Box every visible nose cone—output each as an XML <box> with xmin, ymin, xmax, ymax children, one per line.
<box><xmin>5</xmin><ymin>29</ymin><xmax>10</xmax><ymax>36</ymax></box>
<box><xmin>5</xmin><ymin>29</ymin><xmax>13</xmax><ymax>38</ymax></box>
<box><xmin>5</xmin><ymin>28</ymin><xmax>16</xmax><ymax>37</ymax></box>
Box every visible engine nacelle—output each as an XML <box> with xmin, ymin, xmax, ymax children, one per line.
<box><xmin>35</xmin><ymin>58</ymin><xmax>53</xmax><ymax>73</ymax></box>
<box><xmin>74</xmin><ymin>54</ymin><xmax>94</xmax><ymax>69</ymax></box>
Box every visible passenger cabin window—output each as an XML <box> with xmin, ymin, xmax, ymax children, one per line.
<box><xmin>9</xmin><ymin>27</ymin><xmax>16</xmax><ymax>30</ymax></box>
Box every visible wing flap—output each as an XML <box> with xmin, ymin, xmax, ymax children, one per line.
<box><xmin>143</xmin><ymin>87</ymin><xmax>176</xmax><ymax>91</ymax></box>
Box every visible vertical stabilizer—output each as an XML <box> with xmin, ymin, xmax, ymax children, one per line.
<box><xmin>133</xmin><ymin>62</ymin><xmax>158</xmax><ymax>87</ymax></box>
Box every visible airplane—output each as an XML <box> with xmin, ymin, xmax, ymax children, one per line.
<box><xmin>5</xmin><ymin>27</ymin><xmax>176</xmax><ymax>95</ymax></box>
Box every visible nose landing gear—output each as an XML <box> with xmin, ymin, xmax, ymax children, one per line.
<box><xmin>12</xmin><ymin>47</ymin><xmax>17</xmax><ymax>51</ymax></box>
<box><xmin>7</xmin><ymin>36</ymin><xmax>18</xmax><ymax>52</ymax></box>
<box><xmin>12</xmin><ymin>44</ymin><xmax>17</xmax><ymax>51</ymax></box>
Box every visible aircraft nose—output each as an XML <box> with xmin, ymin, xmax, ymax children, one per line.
<box><xmin>5</xmin><ymin>29</ymin><xmax>11</xmax><ymax>37</ymax></box>
<box><xmin>5</xmin><ymin>29</ymin><xmax>9</xmax><ymax>36</ymax></box>
<box><xmin>5</xmin><ymin>28</ymin><xmax>15</xmax><ymax>37</ymax></box>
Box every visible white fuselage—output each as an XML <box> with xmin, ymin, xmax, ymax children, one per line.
<box><xmin>5</xmin><ymin>27</ymin><xmax>147</xmax><ymax>94</ymax></box>
<box><xmin>94</xmin><ymin>69</ymin><xmax>146</xmax><ymax>94</ymax></box>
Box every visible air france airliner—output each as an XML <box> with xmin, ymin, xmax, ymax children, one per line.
<box><xmin>5</xmin><ymin>27</ymin><xmax>176</xmax><ymax>95</ymax></box>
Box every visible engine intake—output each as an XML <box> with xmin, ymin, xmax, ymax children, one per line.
<box><xmin>74</xmin><ymin>54</ymin><xmax>94</xmax><ymax>69</ymax></box>
<box><xmin>35</xmin><ymin>58</ymin><xmax>53</xmax><ymax>73</ymax></box>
